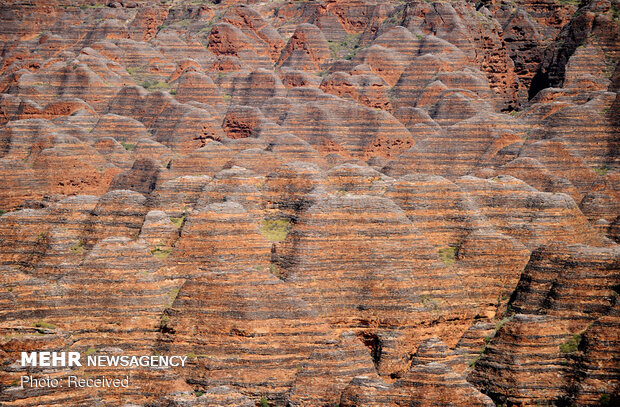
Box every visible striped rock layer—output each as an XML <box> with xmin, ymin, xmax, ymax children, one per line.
<box><xmin>0</xmin><ymin>0</ymin><xmax>618</xmax><ymax>406</ymax></box>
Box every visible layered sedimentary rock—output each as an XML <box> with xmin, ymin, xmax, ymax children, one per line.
<box><xmin>470</xmin><ymin>244</ymin><xmax>620</xmax><ymax>406</ymax></box>
<box><xmin>0</xmin><ymin>0</ymin><xmax>618</xmax><ymax>406</ymax></box>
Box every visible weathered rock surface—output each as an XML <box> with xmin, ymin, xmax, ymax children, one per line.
<box><xmin>0</xmin><ymin>0</ymin><xmax>618</xmax><ymax>406</ymax></box>
<box><xmin>469</xmin><ymin>244</ymin><xmax>620</xmax><ymax>406</ymax></box>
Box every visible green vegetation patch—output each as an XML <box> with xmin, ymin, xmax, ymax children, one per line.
<box><xmin>384</xmin><ymin>7</ymin><xmax>405</xmax><ymax>26</ymax></box>
<box><xmin>438</xmin><ymin>243</ymin><xmax>460</xmax><ymax>267</ymax></box>
<box><xmin>71</xmin><ymin>239</ymin><xmax>85</xmax><ymax>254</ymax></box>
<box><xmin>328</xmin><ymin>33</ymin><xmax>362</xmax><ymax>60</ymax></box>
<box><xmin>176</xmin><ymin>18</ymin><xmax>192</xmax><ymax>27</ymax></box>
<box><xmin>85</xmin><ymin>347</ymin><xmax>97</xmax><ymax>356</ymax></box>
<box><xmin>126</xmin><ymin>66</ymin><xmax>139</xmax><ymax>76</ymax></box>
<box><xmin>495</xmin><ymin>315</ymin><xmax>512</xmax><ymax>331</ymax></box>
<box><xmin>151</xmin><ymin>246</ymin><xmax>172</xmax><ymax>259</ymax></box>
<box><xmin>170</xmin><ymin>215</ymin><xmax>185</xmax><ymax>228</ymax></box>
<box><xmin>421</xmin><ymin>294</ymin><xmax>440</xmax><ymax>310</ymax></box>
<box><xmin>126</xmin><ymin>66</ymin><xmax>172</xmax><ymax>93</ymax></box>
<box><xmin>559</xmin><ymin>334</ymin><xmax>581</xmax><ymax>353</ymax></box>
<box><xmin>594</xmin><ymin>165</ymin><xmax>611</xmax><ymax>176</ymax></box>
<box><xmin>33</xmin><ymin>321</ymin><xmax>56</xmax><ymax>330</ymax></box>
<box><xmin>469</xmin><ymin>339</ymin><xmax>489</xmax><ymax>368</ymax></box>
<box><xmin>167</xmin><ymin>287</ymin><xmax>180</xmax><ymax>308</ymax></box>
<box><xmin>120</xmin><ymin>142</ymin><xmax>136</xmax><ymax>152</ymax></box>
<box><xmin>469</xmin><ymin>353</ymin><xmax>482</xmax><ymax>368</ymax></box>
<box><xmin>269</xmin><ymin>263</ymin><xmax>286</xmax><ymax>280</ymax></box>
<box><xmin>260</xmin><ymin>396</ymin><xmax>270</xmax><ymax>407</ymax></box>
<box><xmin>140</xmin><ymin>79</ymin><xmax>171</xmax><ymax>91</ymax></box>
<box><xmin>80</xmin><ymin>3</ymin><xmax>105</xmax><ymax>10</ymax></box>
<box><xmin>554</xmin><ymin>0</ymin><xmax>581</xmax><ymax>6</ymax></box>
<box><xmin>260</xmin><ymin>219</ymin><xmax>291</xmax><ymax>242</ymax></box>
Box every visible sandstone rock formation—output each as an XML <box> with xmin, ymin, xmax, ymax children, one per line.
<box><xmin>0</xmin><ymin>0</ymin><xmax>618</xmax><ymax>406</ymax></box>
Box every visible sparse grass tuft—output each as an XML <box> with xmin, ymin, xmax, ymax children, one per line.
<box><xmin>269</xmin><ymin>263</ymin><xmax>286</xmax><ymax>279</ymax></box>
<box><xmin>260</xmin><ymin>396</ymin><xmax>270</xmax><ymax>407</ymax></box>
<box><xmin>120</xmin><ymin>142</ymin><xmax>136</xmax><ymax>151</ymax></box>
<box><xmin>469</xmin><ymin>340</ymin><xmax>488</xmax><ymax>368</ymax></box>
<box><xmin>71</xmin><ymin>240</ymin><xmax>85</xmax><ymax>254</ymax></box>
<box><xmin>594</xmin><ymin>165</ymin><xmax>611</xmax><ymax>176</ymax></box>
<box><xmin>170</xmin><ymin>215</ymin><xmax>185</xmax><ymax>228</ymax></box>
<box><xmin>328</xmin><ymin>33</ymin><xmax>362</xmax><ymax>60</ymax></box>
<box><xmin>85</xmin><ymin>347</ymin><xmax>97</xmax><ymax>356</ymax></box>
<box><xmin>261</xmin><ymin>219</ymin><xmax>291</xmax><ymax>242</ymax></box>
<box><xmin>385</xmin><ymin>7</ymin><xmax>405</xmax><ymax>26</ymax></box>
<box><xmin>421</xmin><ymin>294</ymin><xmax>440</xmax><ymax>310</ymax></box>
<box><xmin>33</xmin><ymin>321</ymin><xmax>56</xmax><ymax>330</ymax></box>
<box><xmin>559</xmin><ymin>334</ymin><xmax>581</xmax><ymax>354</ymax></box>
<box><xmin>167</xmin><ymin>288</ymin><xmax>180</xmax><ymax>308</ymax></box>
<box><xmin>140</xmin><ymin>79</ymin><xmax>171</xmax><ymax>91</ymax></box>
<box><xmin>554</xmin><ymin>0</ymin><xmax>581</xmax><ymax>6</ymax></box>
<box><xmin>176</xmin><ymin>19</ymin><xmax>192</xmax><ymax>27</ymax></box>
<box><xmin>495</xmin><ymin>315</ymin><xmax>512</xmax><ymax>331</ymax></box>
<box><xmin>151</xmin><ymin>246</ymin><xmax>172</xmax><ymax>259</ymax></box>
<box><xmin>151</xmin><ymin>247</ymin><xmax>172</xmax><ymax>260</ymax></box>
<box><xmin>469</xmin><ymin>354</ymin><xmax>482</xmax><ymax>368</ymax></box>
<box><xmin>80</xmin><ymin>3</ymin><xmax>105</xmax><ymax>10</ymax></box>
<box><xmin>126</xmin><ymin>66</ymin><xmax>172</xmax><ymax>93</ymax></box>
<box><xmin>438</xmin><ymin>243</ymin><xmax>460</xmax><ymax>266</ymax></box>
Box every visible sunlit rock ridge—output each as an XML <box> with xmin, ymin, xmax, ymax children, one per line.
<box><xmin>0</xmin><ymin>0</ymin><xmax>618</xmax><ymax>406</ymax></box>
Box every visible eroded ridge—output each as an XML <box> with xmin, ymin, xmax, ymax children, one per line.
<box><xmin>0</xmin><ymin>0</ymin><xmax>618</xmax><ymax>406</ymax></box>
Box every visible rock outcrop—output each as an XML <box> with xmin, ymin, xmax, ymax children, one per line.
<box><xmin>0</xmin><ymin>1</ymin><xmax>617</xmax><ymax>406</ymax></box>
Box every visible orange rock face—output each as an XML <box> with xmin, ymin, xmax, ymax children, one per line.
<box><xmin>0</xmin><ymin>1</ymin><xmax>618</xmax><ymax>406</ymax></box>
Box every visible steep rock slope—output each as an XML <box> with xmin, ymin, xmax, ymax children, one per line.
<box><xmin>0</xmin><ymin>0</ymin><xmax>618</xmax><ymax>406</ymax></box>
